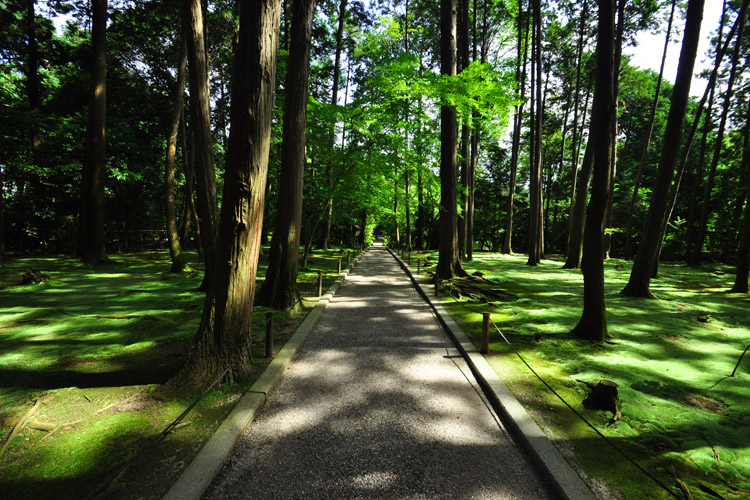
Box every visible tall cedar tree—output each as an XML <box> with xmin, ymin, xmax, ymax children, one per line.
<box><xmin>458</xmin><ymin>0</ymin><xmax>469</xmax><ymax>260</ymax></box>
<box><xmin>732</xmin><ymin>110</ymin><xmax>750</xmax><ymax>293</ymax></box>
<box><xmin>256</xmin><ymin>0</ymin><xmax>315</xmax><ymax>310</ymax></box>
<box><xmin>691</xmin><ymin>3</ymin><xmax>746</xmax><ymax>265</ymax></box>
<box><xmin>320</xmin><ymin>0</ymin><xmax>347</xmax><ymax>249</ymax></box>
<box><xmin>571</xmin><ymin>0</ymin><xmax>615</xmax><ymax>342</ymax></box>
<box><xmin>526</xmin><ymin>0</ymin><xmax>543</xmax><ymax>266</ymax></box>
<box><xmin>655</xmin><ymin>0</ymin><xmax>747</xmax><ymax>277</ymax></box>
<box><xmin>182</xmin><ymin>0</ymin><xmax>281</xmax><ymax>381</ymax></box>
<box><xmin>165</xmin><ymin>37</ymin><xmax>188</xmax><ymax>273</ymax></box>
<box><xmin>621</xmin><ymin>0</ymin><xmax>705</xmax><ymax>298</ymax></box>
<box><xmin>184</xmin><ymin>0</ymin><xmax>219</xmax><ymax>289</ymax></box>
<box><xmin>686</xmin><ymin>0</ymin><xmax>728</xmax><ymax>261</ymax></box>
<box><xmin>437</xmin><ymin>0</ymin><xmax>465</xmax><ymax>280</ymax></box>
<box><xmin>503</xmin><ymin>0</ymin><xmax>529</xmax><ymax>255</ymax></box>
<box><xmin>79</xmin><ymin>0</ymin><xmax>108</xmax><ymax>264</ymax></box>
<box><xmin>624</xmin><ymin>0</ymin><xmax>676</xmax><ymax>259</ymax></box>
<box><xmin>564</xmin><ymin>0</ymin><xmax>588</xmax><ymax>258</ymax></box>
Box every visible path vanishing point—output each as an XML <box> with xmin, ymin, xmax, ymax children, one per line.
<box><xmin>203</xmin><ymin>243</ymin><xmax>559</xmax><ymax>499</ymax></box>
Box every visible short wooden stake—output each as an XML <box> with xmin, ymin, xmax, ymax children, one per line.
<box><xmin>434</xmin><ymin>280</ymin><xmax>439</xmax><ymax>297</ymax></box>
<box><xmin>408</xmin><ymin>253</ymin><xmax>411</xmax><ymax>265</ymax></box>
<box><xmin>265</xmin><ymin>312</ymin><xmax>274</xmax><ymax>358</ymax></box>
<box><xmin>347</xmin><ymin>251</ymin><xmax>351</xmax><ymax>263</ymax></box>
<box><xmin>337</xmin><ymin>257</ymin><xmax>342</xmax><ymax>273</ymax></box>
<box><xmin>417</xmin><ymin>259</ymin><xmax>421</xmax><ymax>274</ymax></box>
<box><xmin>317</xmin><ymin>271</ymin><xmax>323</xmax><ymax>298</ymax></box>
<box><xmin>481</xmin><ymin>312</ymin><xmax>491</xmax><ymax>354</ymax></box>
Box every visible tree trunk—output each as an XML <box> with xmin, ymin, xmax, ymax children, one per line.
<box><xmin>571</xmin><ymin>0</ymin><xmax>615</xmax><ymax>343</ymax></box>
<box><xmin>26</xmin><ymin>0</ymin><xmax>41</xmax><ymax>162</ymax></box>
<box><xmin>527</xmin><ymin>0</ymin><xmax>543</xmax><ymax>266</ymax></box>
<box><xmin>457</xmin><ymin>0</ymin><xmax>470</xmax><ymax>261</ymax></box>
<box><xmin>621</xmin><ymin>0</ymin><xmax>705</xmax><ymax>298</ymax></box>
<box><xmin>256</xmin><ymin>0</ymin><xmax>314</xmax><ymax>310</ymax></box>
<box><xmin>601</xmin><ymin>0</ymin><xmax>624</xmax><ymax>260</ymax></box>
<box><xmin>691</xmin><ymin>4</ymin><xmax>745</xmax><ymax>266</ymax></box>
<box><xmin>566</xmin><ymin>0</ymin><xmax>588</xmax><ymax>249</ymax></box>
<box><xmin>394</xmin><ymin>175</ymin><xmax>400</xmax><ymax>247</ymax></box>
<box><xmin>405</xmin><ymin>164</ymin><xmax>412</xmax><ymax>250</ymax></box>
<box><xmin>80</xmin><ymin>0</ymin><xmax>108</xmax><ymax>264</ymax></box>
<box><xmin>185</xmin><ymin>0</ymin><xmax>218</xmax><ymax>288</ymax></box>
<box><xmin>437</xmin><ymin>0</ymin><xmax>464</xmax><ymax>280</ymax></box>
<box><xmin>319</xmin><ymin>0</ymin><xmax>347</xmax><ymax>250</ymax></box>
<box><xmin>653</xmin><ymin>1</ymin><xmax>747</xmax><ymax>276</ymax></box>
<box><xmin>563</xmin><ymin>135</ymin><xmax>595</xmax><ymax>269</ymax></box>
<box><xmin>182</xmin><ymin>0</ymin><xmax>281</xmax><ymax>382</ymax></box>
<box><xmin>416</xmin><ymin>96</ymin><xmax>425</xmax><ymax>250</ymax></box>
<box><xmin>165</xmin><ymin>37</ymin><xmax>188</xmax><ymax>273</ymax></box>
<box><xmin>503</xmin><ymin>0</ymin><xmax>529</xmax><ymax>255</ymax></box>
<box><xmin>731</xmin><ymin>110</ymin><xmax>750</xmax><ymax>293</ymax></box>
<box><xmin>624</xmin><ymin>0</ymin><xmax>676</xmax><ymax>259</ymax></box>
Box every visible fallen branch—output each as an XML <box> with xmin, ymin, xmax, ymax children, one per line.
<box><xmin>95</xmin><ymin>314</ymin><xmax>159</xmax><ymax>321</ymax></box>
<box><xmin>1</xmin><ymin>399</ymin><xmax>42</xmax><ymax>457</ymax></box>
<box><xmin>730</xmin><ymin>344</ymin><xmax>750</xmax><ymax>377</ymax></box>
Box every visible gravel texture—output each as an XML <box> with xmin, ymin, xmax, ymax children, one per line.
<box><xmin>203</xmin><ymin>245</ymin><xmax>557</xmax><ymax>499</ymax></box>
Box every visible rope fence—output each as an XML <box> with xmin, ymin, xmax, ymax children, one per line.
<box><xmin>424</xmin><ymin>280</ymin><xmax>682</xmax><ymax>499</ymax></box>
<box><xmin>83</xmin><ymin>367</ymin><xmax>231</xmax><ymax>500</ymax></box>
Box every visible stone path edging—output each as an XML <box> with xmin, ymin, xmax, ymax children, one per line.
<box><xmin>162</xmin><ymin>250</ymin><xmax>368</xmax><ymax>500</ymax></box>
<box><xmin>387</xmin><ymin>249</ymin><xmax>596</xmax><ymax>500</ymax></box>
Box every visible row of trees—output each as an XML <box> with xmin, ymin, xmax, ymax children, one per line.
<box><xmin>1</xmin><ymin>0</ymin><xmax>749</xmax><ymax>374</ymax></box>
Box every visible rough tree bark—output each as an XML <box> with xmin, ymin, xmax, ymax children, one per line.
<box><xmin>182</xmin><ymin>0</ymin><xmax>281</xmax><ymax>382</ymax></box>
<box><xmin>623</xmin><ymin>0</ymin><xmax>676</xmax><ymax>259</ymax></box>
<box><xmin>691</xmin><ymin>2</ymin><xmax>745</xmax><ymax>265</ymax></box>
<box><xmin>571</xmin><ymin>0</ymin><xmax>616</xmax><ymax>342</ymax></box>
<box><xmin>731</xmin><ymin>110</ymin><xmax>750</xmax><ymax>293</ymax></box>
<box><xmin>79</xmin><ymin>0</ymin><xmax>108</xmax><ymax>264</ymax></box>
<box><xmin>165</xmin><ymin>37</ymin><xmax>188</xmax><ymax>273</ymax></box>
<box><xmin>437</xmin><ymin>0</ymin><xmax>465</xmax><ymax>280</ymax></box>
<box><xmin>621</xmin><ymin>0</ymin><xmax>705</xmax><ymax>298</ymax></box>
<box><xmin>320</xmin><ymin>0</ymin><xmax>348</xmax><ymax>250</ymax></box>
<box><xmin>184</xmin><ymin>0</ymin><xmax>218</xmax><ymax>288</ymax></box>
<box><xmin>256</xmin><ymin>0</ymin><xmax>314</xmax><ymax>310</ymax></box>
<box><xmin>527</xmin><ymin>0</ymin><xmax>543</xmax><ymax>266</ymax></box>
<box><xmin>502</xmin><ymin>0</ymin><xmax>529</xmax><ymax>255</ymax></box>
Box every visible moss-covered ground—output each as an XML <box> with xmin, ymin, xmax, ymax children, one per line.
<box><xmin>403</xmin><ymin>250</ymin><xmax>750</xmax><ymax>500</ymax></box>
<box><xmin>0</xmin><ymin>247</ymin><xmax>357</xmax><ymax>499</ymax></box>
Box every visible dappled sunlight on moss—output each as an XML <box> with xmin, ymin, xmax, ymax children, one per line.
<box><xmin>417</xmin><ymin>251</ymin><xmax>750</xmax><ymax>499</ymax></box>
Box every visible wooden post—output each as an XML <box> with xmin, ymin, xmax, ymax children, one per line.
<box><xmin>337</xmin><ymin>257</ymin><xmax>342</xmax><ymax>273</ymax></box>
<box><xmin>481</xmin><ymin>312</ymin><xmax>491</xmax><ymax>354</ymax></box>
<box><xmin>265</xmin><ymin>312</ymin><xmax>274</xmax><ymax>358</ymax></box>
<box><xmin>347</xmin><ymin>250</ymin><xmax>351</xmax><ymax>263</ymax></box>
<box><xmin>317</xmin><ymin>271</ymin><xmax>323</xmax><ymax>298</ymax></box>
<box><xmin>434</xmin><ymin>280</ymin><xmax>439</xmax><ymax>297</ymax></box>
<box><xmin>417</xmin><ymin>259</ymin><xmax>421</xmax><ymax>274</ymax></box>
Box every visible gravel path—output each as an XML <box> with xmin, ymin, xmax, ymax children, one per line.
<box><xmin>203</xmin><ymin>245</ymin><xmax>557</xmax><ymax>499</ymax></box>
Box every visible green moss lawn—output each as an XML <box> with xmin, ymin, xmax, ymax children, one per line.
<box><xmin>407</xmin><ymin>251</ymin><xmax>750</xmax><ymax>500</ymax></box>
<box><xmin>0</xmin><ymin>247</ymin><xmax>356</xmax><ymax>499</ymax></box>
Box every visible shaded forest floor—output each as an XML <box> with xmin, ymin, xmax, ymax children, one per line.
<box><xmin>0</xmin><ymin>247</ymin><xmax>354</xmax><ymax>499</ymax></box>
<box><xmin>407</xmin><ymin>250</ymin><xmax>750</xmax><ymax>500</ymax></box>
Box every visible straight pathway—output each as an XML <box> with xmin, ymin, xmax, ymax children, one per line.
<box><xmin>204</xmin><ymin>245</ymin><xmax>557</xmax><ymax>499</ymax></box>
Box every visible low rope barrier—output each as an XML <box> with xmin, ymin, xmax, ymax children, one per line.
<box><xmin>428</xmin><ymin>284</ymin><xmax>681</xmax><ymax>499</ymax></box>
<box><xmin>486</xmin><ymin>316</ymin><xmax>680</xmax><ymax>499</ymax></box>
<box><xmin>83</xmin><ymin>367</ymin><xmax>231</xmax><ymax>500</ymax></box>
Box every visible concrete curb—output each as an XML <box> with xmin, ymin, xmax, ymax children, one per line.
<box><xmin>387</xmin><ymin>248</ymin><xmax>595</xmax><ymax>500</ymax></box>
<box><xmin>163</xmin><ymin>250</ymin><xmax>368</xmax><ymax>500</ymax></box>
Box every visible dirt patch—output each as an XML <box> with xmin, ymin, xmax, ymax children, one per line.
<box><xmin>111</xmin><ymin>392</ymin><xmax>159</xmax><ymax>413</ymax></box>
<box><xmin>664</xmin><ymin>335</ymin><xmax>686</xmax><ymax>341</ymax></box>
<box><xmin>685</xmin><ymin>394</ymin><xmax>728</xmax><ymax>414</ymax></box>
